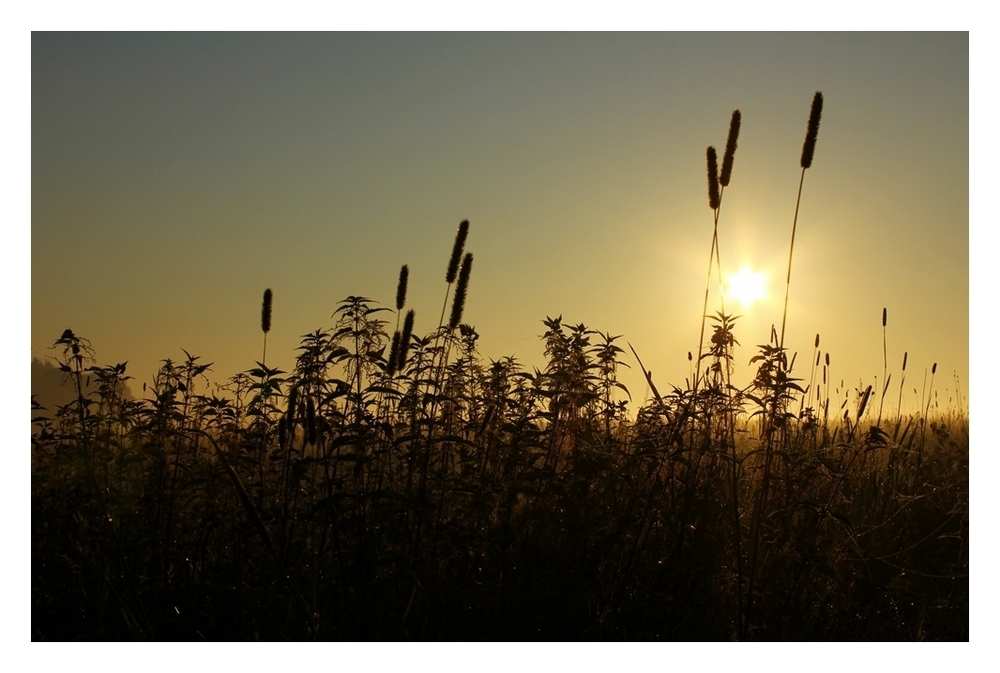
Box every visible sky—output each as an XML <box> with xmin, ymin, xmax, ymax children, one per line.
<box><xmin>31</xmin><ymin>32</ymin><xmax>969</xmax><ymax>415</ymax></box>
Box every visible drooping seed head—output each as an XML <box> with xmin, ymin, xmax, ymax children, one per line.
<box><xmin>398</xmin><ymin>309</ymin><xmax>415</xmax><ymax>370</ymax></box>
<box><xmin>396</xmin><ymin>265</ymin><xmax>409</xmax><ymax>311</ymax></box>
<box><xmin>261</xmin><ymin>288</ymin><xmax>273</xmax><ymax>334</ymax></box>
<box><xmin>446</xmin><ymin>220</ymin><xmax>470</xmax><ymax>284</ymax></box>
<box><xmin>706</xmin><ymin>146</ymin><xmax>720</xmax><ymax>210</ymax></box>
<box><xmin>800</xmin><ymin>91</ymin><xmax>824</xmax><ymax>169</ymax></box>
<box><xmin>720</xmin><ymin>109</ymin><xmax>741</xmax><ymax>187</ymax></box>
<box><xmin>449</xmin><ymin>253</ymin><xmax>473</xmax><ymax>330</ymax></box>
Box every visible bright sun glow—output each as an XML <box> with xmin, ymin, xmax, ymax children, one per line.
<box><xmin>726</xmin><ymin>267</ymin><xmax>768</xmax><ymax>309</ymax></box>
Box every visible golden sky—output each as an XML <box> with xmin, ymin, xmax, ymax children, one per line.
<box><xmin>31</xmin><ymin>33</ymin><xmax>968</xmax><ymax>414</ymax></box>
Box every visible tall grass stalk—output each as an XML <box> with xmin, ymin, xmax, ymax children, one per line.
<box><xmin>878</xmin><ymin>307</ymin><xmax>888</xmax><ymax>425</ymax></box>
<box><xmin>746</xmin><ymin>92</ymin><xmax>823</xmax><ymax>640</ymax></box>
<box><xmin>694</xmin><ymin>110</ymin><xmax>740</xmax><ymax>391</ymax></box>
<box><xmin>261</xmin><ymin>288</ymin><xmax>273</xmax><ymax>367</ymax></box>
<box><xmin>778</xmin><ymin>91</ymin><xmax>823</xmax><ymax>353</ymax></box>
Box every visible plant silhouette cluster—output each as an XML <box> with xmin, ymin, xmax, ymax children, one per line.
<box><xmin>31</xmin><ymin>97</ymin><xmax>967</xmax><ymax>641</ymax></box>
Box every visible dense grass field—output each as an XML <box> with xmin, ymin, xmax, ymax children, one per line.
<box><xmin>31</xmin><ymin>96</ymin><xmax>968</xmax><ymax>641</ymax></box>
<box><xmin>30</xmin><ymin>304</ymin><xmax>968</xmax><ymax>641</ymax></box>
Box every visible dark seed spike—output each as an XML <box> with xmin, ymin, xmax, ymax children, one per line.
<box><xmin>815</xmin><ymin>333</ymin><xmax>820</xmax><ymax>348</ymax></box>
<box><xmin>706</xmin><ymin>147</ymin><xmax>720</xmax><ymax>210</ymax></box>
<box><xmin>387</xmin><ymin>331</ymin><xmax>401</xmax><ymax>377</ymax></box>
<box><xmin>398</xmin><ymin>310</ymin><xmax>415</xmax><ymax>370</ymax></box>
<box><xmin>449</xmin><ymin>253</ymin><xmax>473</xmax><ymax>330</ymax></box>
<box><xmin>932</xmin><ymin>362</ymin><xmax>937</xmax><ymax>375</ymax></box>
<box><xmin>902</xmin><ymin>352</ymin><xmax>908</xmax><ymax>371</ymax></box>
<box><xmin>858</xmin><ymin>384</ymin><xmax>872</xmax><ymax>419</ymax></box>
<box><xmin>882</xmin><ymin>307</ymin><xmax>887</xmax><ymax>327</ymax></box>
<box><xmin>800</xmin><ymin>91</ymin><xmax>824</xmax><ymax>169</ymax></box>
<box><xmin>396</xmin><ymin>265</ymin><xmax>409</xmax><ymax>311</ymax></box>
<box><xmin>261</xmin><ymin>288</ymin><xmax>273</xmax><ymax>334</ymax></box>
<box><xmin>720</xmin><ymin>109</ymin><xmax>741</xmax><ymax>187</ymax></box>
<box><xmin>446</xmin><ymin>220</ymin><xmax>470</xmax><ymax>284</ymax></box>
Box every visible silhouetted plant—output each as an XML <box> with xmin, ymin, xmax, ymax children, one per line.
<box><xmin>261</xmin><ymin>288</ymin><xmax>273</xmax><ymax>366</ymax></box>
<box><xmin>31</xmin><ymin>94</ymin><xmax>967</xmax><ymax>642</ymax></box>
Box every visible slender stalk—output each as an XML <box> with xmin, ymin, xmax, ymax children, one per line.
<box><xmin>779</xmin><ymin>91</ymin><xmax>823</xmax><ymax>355</ymax></box>
<box><xmin>878</xmin><ymin>308</ymin><xmax>888</xmax><ymax>425</ymax></box>
<box><xmin>695</xmin><ymin>111</ymin><xmax>739</xmax><ymax>392</ymax></box>
<box><xmin>695</xmin><ymin>147</ymin><xmax>722</xmax><ymax>391</ymax></box>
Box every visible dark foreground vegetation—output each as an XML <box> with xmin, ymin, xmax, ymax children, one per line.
<box><xmin>32</xmin><ymin>95</ymin><xmax>967</xmax><ymax>640</ymax></box>
<box><xmin>31</xmin><ymin>312</ymin><xmax>967</xmax><ymax>641</ymax></box>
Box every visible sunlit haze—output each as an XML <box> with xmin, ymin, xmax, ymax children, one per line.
<box><xmin>726</xmin><ymin>267</ymin><xmax>768</xmax><ymax>311</ymax></box>
<box><xmin>31</xmin><ymin>33</ymin><xmax>968</xmax><ymax>414</ymax></box>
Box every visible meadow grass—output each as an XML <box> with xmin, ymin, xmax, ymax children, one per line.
<box><xmin>30</xmin><ymin>95</ymin><xmax>967</xmax><ymax>641</ymax></box>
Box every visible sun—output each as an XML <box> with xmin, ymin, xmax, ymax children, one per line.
<box><xmin>726</xmin><ymin>267</ymin><xmax>767</xmax><ymax>309</ymax></box>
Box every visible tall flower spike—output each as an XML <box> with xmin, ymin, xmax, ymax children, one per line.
<box><xmin>261</xmin><ymin>288</ymin><xmax>273</xmax><ymax>334</ymax></box>
<box><xmin>449</xmin><ymin>253</ymin><xmax>473</xmax><ymax>330</ymax></box>
<box><xmin>720</xmin><ymin>110</ymin><xmax>741</xmax><ymax>187</ymax></box>
<box><xmin>706</xmin><ymin>147</ymin><xmax>720</xmax><ymax>210</ymax></box>
<box><xmin>446</xmin><ymin>220</ymin><xmax>470</xmax><ymax>284</ymax></box>
<box><xmin>800</xmin><ymin>91</ymin><xmax>824</xmax><ymax>169</ymax></box>
<box><xmin>396</xmin><ymin>264</ymin><xmax>409</xmax><ymax>311</ymax></box>
<box><xmin>398</xmin><ymin>309</ymin><xmax>415</xmax><ymax>370</ymax></box>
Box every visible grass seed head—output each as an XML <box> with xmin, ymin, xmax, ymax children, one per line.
<box><xmin>706</xmin><ymin>146</ymin><xmax>721</xmax><ymax>210</ymax></box>
<box><xmin>447</xmin><ymin>220</ymin><xmax>470</xmax><ymax>284</ymax></box>
<box><xmin>800</xmin><ymin>91</ymin><xmax>824</xmax><ymax>169</ymax></box>
<box><xmin>261</xmin><ymin>288</ymin><xmax>273</xmax><ymax>334</ymax></box>
<box><xmin>396</xmin><ymin>265</ymin><xmax>409</xmax><ymax>311</ymax></box>
<box><xmin>858</xmin><ymin>384</ymin><xmax>873</xmax><ymax>419</ymax></box>
<box><xmin>450</xmin><ymin>253</ymin><xmax>473</xmax><ymax>330</ymax></box>
<box><xmin>399</xmin><ymin>309</ymin><xmax>415</xmax><ymax>370</ymax></box>
<box><xmin>720</xmin><ymin>109</ymin><xmax>741</xmax><ymax>187</ymax></box>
